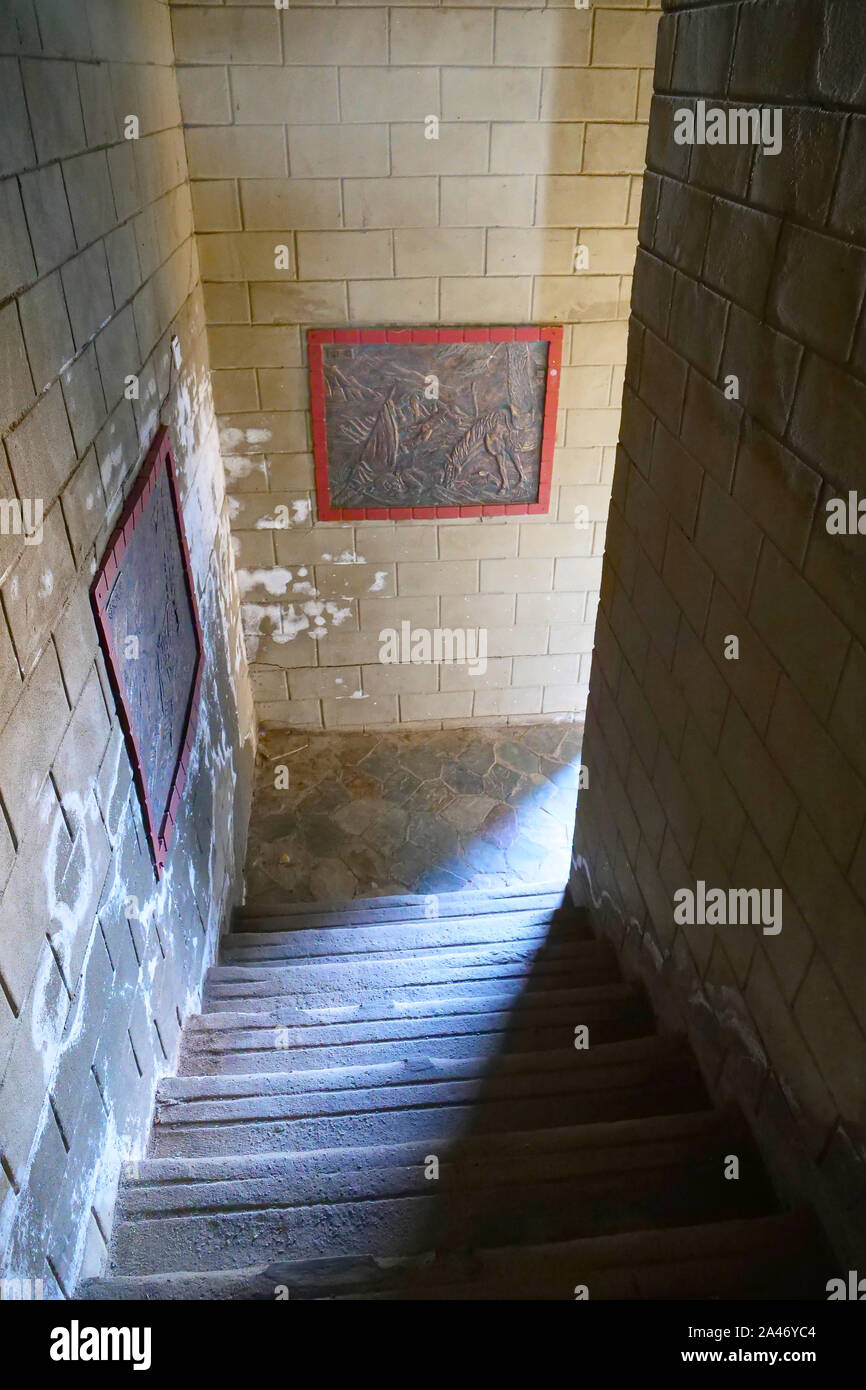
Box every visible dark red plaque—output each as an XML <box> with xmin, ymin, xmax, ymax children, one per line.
<box><xmin>309</xmin><ymin>326</ymin><xmax>563</xmax><ymax>521</ymax></box>
<box><xmin>91</xmin><ymin>426</ymin><xmax>204</xmax><ymax>877</ymax></box>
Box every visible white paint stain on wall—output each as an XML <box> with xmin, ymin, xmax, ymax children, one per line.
<box><xmin>223</xmin><ymin>455</ymin><xmax>266</xmax><ymax>487</ymax></box>
<box><xmin>322</xmin><ymin>550</ymin><xmax>366</xmax><ymax>565</ymax></box>
<box><xmin>239</xmin><ymin>558</ymin><xmax>355</xmax><ymax>660</ymax></box>
<box><xmin>237</xmin><ymin>566</ymin><xmax>294</xmax><ymax>598</ymax></box>
<box><xmin>219</xmin><ymin>425</ymin><xmax>273</xmax><ymax>453</ymax></box>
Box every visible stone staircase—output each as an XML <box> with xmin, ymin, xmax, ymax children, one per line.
<box><xmin>83</xmin><ymin>886</ymin><xmax>830</xmax><ymax>1299</ymax></box>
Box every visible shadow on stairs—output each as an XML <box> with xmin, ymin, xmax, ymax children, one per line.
<box><xmin>81</xmin><ymin>884</ymin><xmax>832</xmax><ymax>1300</ymax></box>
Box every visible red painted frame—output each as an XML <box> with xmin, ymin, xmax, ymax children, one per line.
<box><xmin>308</xmin><ymin>325</ymin><xmax>563</xmax><ymax>521</ymax></box>
<box><xmin>90</xmin><ymin>426</ymin><xmax>204</xmax><ymax>879</ymax></box>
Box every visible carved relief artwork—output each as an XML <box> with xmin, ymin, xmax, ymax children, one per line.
<box><xmin>309</xmin><ymin>327</ymin><xmax>562</xmax><ymax>519</ymax></box>
<box><xmin>91</xmin><ymin>426</ymin><xmax>204</xmax><ymax>877</ymax></box>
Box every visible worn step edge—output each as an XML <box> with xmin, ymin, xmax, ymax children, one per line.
<box><xmin>182</xmin><ymin>990</ymin><xmax>648</xmax><ymax>1049</ymax></box>
<box><xmin>207</xmin><ymin>957</ymin><xmax>602</xmax><ymax>995</ymax></box>
<box><xmin>124</xmin><ymin>1108</ymin><xmax>749</xmax><ymax>1189</ymax></box>
<box><xmin>204</xmin><ymin>965</ymin><xmax>613</xmax><ymax>1004</ymax></box>
<box><xmin>219</xmin><ymin>916</ymin><xmax>590</xmax><ymax>963</ymax></box>
<box><xmin>187</xmin><ymin>981</ymin><xmax>644</xmax><ymax>1035</ymax></box>
<box><xmin>82</xmin><ymin>1211</ymin><xmax>824</xmax><ymax>1301</ymax></box>
<box><xmin>208</xmin><ymin>936</ymin><xmax>611</xmax><ymax>984</ymax></box>
<box><xmin>149</xmin><ymin>1083</ymin><xmax>710</xmax><ymax>1160</ymax></box>
<box><xmin>159</xmin><ymin>1040</ymin><xmax>669</xmax><ymax>1104</ymax></box>
<box><xmin>235</xmin><ymin>883</ymin><xmax>568</xmax><ymax>927</ymax></box>
<box><xmin>153</xmin><ymin>1042</ymin><xmax>702</xmax><ymax>1130</ymax></box>
<box><xmin>119</xmin><ymin>1146</ymin><xmax>767</xmax><ymax>1222</ymax></box>
<box><xmin>202</xmin><ymin>957</ymin><xmax>621</xmax><ymax>1011</ymax></box>
<box><xmin>177</xmin><ymin>1016</ymin><xmax>651</xmax><ymax>1075</ymax></box>
<box><xmin>201</xmin><ymin>975</ymin><xmax>623</xmax><ymax>1016</ymax></box>
<box><xmin>122</xmin><ymin>1114</ymin><xmax>757</xmax><ymax>1217</ymax></box>
<box><xmin>111</xmin><ymin>1163</ymin><xmax>776</xmax><ymax>1275</ymax></box>
<box><xmin>164</xmin><ymin>1032</ymin><xmax>688</xmax><ymax>1097</ymax></box>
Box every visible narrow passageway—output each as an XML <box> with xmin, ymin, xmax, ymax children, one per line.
<box><xmin>0</xmin><ymin>0</ymin><xmax>864</xmax><ymax>1325</ymax></box>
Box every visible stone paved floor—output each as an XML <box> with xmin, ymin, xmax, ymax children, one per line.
<box><xmin>244</xmin><ymin>723</ymin><xmax>583</xmax><ymax>905</ymax></box>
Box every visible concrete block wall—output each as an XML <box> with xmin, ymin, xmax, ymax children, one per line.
<box><xmin>0</xmin><ymin>0</ymin><xmax>254</xmax><ymax>1294</ymax></box>
<box><xmin>171</xmin><ymin>0</ymin><xmax>662</xmax><ymax>731</ymax></box>
<box><xmin>572</xmin><ymin>0</ymin><xmax>866</xmax><ymax>1265</ymax></box>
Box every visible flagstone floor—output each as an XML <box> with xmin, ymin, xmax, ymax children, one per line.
<box><xmin>244</xmin><ymin>722</ymin><xmax>584</xmax><ymax>905</ymax></box>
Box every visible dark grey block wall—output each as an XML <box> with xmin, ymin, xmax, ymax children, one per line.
<box><xmin>572</xmin><ymin>0</ymin><xmax>866</xmax><ymax>1269</ymax></box>
<box><xmin>0</xmin><ymin>0</ymin><xmax>254</xmax><ymax>1296</ymax></box>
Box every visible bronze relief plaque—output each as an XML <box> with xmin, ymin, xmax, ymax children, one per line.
<box><xmin>309</xmin><ymin>327</ymin><xmax>562</xmax><ymax>520</ymax></box>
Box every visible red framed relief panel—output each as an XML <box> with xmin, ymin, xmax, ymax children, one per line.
<box><xmin>90</xmin><ymin>426</ymin><xmax>204</xmax><ymax>878</ymax></box>
<box><xmin>308</xmin><ymin>326</ymin><xmax>563</xmax><ymax>521</ymax></box>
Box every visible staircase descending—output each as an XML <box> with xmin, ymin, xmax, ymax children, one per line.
<box><xmin>83</xmin><ymin>886</ymin><xmax>830</xmax><ymax>1300</ymax></box>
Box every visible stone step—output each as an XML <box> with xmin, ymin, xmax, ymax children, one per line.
<box><xmin>178</xmin><ymin>988</ymin><xmax>652</xmax><ymax>1074</ymax></box>
<box><xmin>234</xmin><ymin>883</ymin><xmax>567</xmax><ymax>931</ymax></box>
<box><xmin>199</xmin><ymin>971</ymin><xmax>625</xmax><ymax>1020</ymax></box>
<box><xmin>123</xmin><ymin>1108</ymin><xmax>751</xmax><ymax>1190</ymax></box>
<box><xmin>83</xmin><ymin>1211</ymin><xmax>828</xmax><ymax>1300</ymax></box>
<box><xmin>79</xmin><ymin>883</ymin><xmax>830</xmax><ymax>1302</ymax></box>
<box><xmin>336</xmin><ymin>1212</ymin><xmax>830</xmax><ymax>1301</ymax></box>
<box><xmin>150</xmin><ymin>1037</ymin><xmax>707</xmax><ymax>1159</ymax></box>
<box><xmin>160</xmin><ymin>1042</ymin><xmax>664</xmax><ymax>1104</ymax></box>
<box><xmin>187</xmin><ymin>979</ymin><xmax>641</xmax><ymax>1035</ymax></box>
<box><xmin>111</xmin><ymin>1117</ymin><xmax>774</xmax><ymax>1275</ymax></box>
<box><xmin>159</xmin><ymin>1034</ymin><xmax>693</xmax><ymax>1113</ymax></box>
<box><xmin>203</xmin><ymin>938</ymin><xmax>619</xmax><ymax>1008</ymax></box>
<box><xmin>209</xmin><ymin>935</ymin><xmax>602</xmax><ymax>987</ymax></box>
<box><xmin>220</xmin><ymin>909</ymin><xmax>590</xmax><ymax>964</ymax></box>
